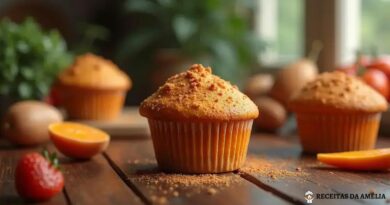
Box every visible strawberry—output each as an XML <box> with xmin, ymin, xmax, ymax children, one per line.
<box><xmin>44</xmin><ymin>86</ymin><xmax>62</xmax><ymax>106</ymax></box>
<box><xmin>15</xmin><ymin>150</ymin><xmax>64</xmax><ymax>201</ymax></box>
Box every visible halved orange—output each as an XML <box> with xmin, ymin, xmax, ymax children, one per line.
<box><xmin>317</xmin><ymin>148</ymin><xmax>390</xmax><ymax>171</ymax></box>
<box><xmin>49</xmin><ymin>122</ymin><xmax>110</xmax><ymax>159</ymax></box>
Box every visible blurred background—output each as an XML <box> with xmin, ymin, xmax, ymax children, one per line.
<box><xmin>1</xmin><ymin>0</ymin><xmax>390</xmax><ymax>131</ymax></box>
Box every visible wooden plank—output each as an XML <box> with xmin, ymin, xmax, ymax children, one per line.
<box><xmin>75</xmin><ymin>107</ymin><xmax>149</xmax><ymax>138</ymax></box>
<box><xmin>0</xmin><ymin>141</ymin><xmax>67</xmax><ymax>205</ymax></box>
<box><xmin>57</xmin><ymin>151</ymin><xmax>143</xmax><ymax>205</ymax></box>
<box><xmin>312</xmin><ymin>137</ymin><xmax>390</xmax><ymax>193</ymax></box>
<box><xmin>244</xmin><ymin>134</ymin><xmax>390</xmax><ymax>205</ymax></box>
<box><xmin>105</xmin><ymin>139</ymin><xmax>292</xmax><ymax>205</ymax></box>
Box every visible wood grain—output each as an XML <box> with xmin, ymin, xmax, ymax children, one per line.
<box><xmin>0</xmin><ymin>142</ymin><xmax>67</xmax><ymax>205</ymax></box>
<box><xmin>1</xmin><ymin>131</ymin><xmax>390</xmax><ymax>205</ymax></box>
<box><xmin>245</xmin><ymin>134</ymin><xmax>390</xmax><ymax>205</ymax></box>
<box><xmin>58</xmin><ymin>152</ymin><xmax>143</xmax><ymax>205</ymax></box>
<box><xmin>75</xmin><ymin>107</ymin><xmax>149</xmax><ymax>138</ymax></box>
<box><xmin>105</xmin><ymin>139</ymin><xmax>292</xmax><ymax>205</ymax></box>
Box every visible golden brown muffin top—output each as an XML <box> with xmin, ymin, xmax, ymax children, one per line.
<box><xmin>57</xmin><ymin>53</ymin><xmax>131</xmax><ymax>90</ymax></box>
<box><xmin>289</xmin><ymin>71</ymin><xmax>388</xmax><ymax>113</ymax></box>
<box><xmin>140</xmin><ymin>64</ymin><xmax>259</xmax><ymax>120</ymax></box>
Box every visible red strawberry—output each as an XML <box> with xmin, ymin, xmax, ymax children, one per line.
<box><xmin>15</xmin><ymin>150</ymin><xmax>64</xmax><ymax>201</ymax></box>
<box><xmin>44</xmin><ymin>86</ymin><xmax>62</xmax><ymax>106</ymax></box>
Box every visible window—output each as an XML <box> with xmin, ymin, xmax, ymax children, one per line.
<box><xmin>336</xmin><ymin>0</ymin><xmax>390</xmax><ymax>66</ymax></box>
<box><xmin>361</xmin><ymin>0</ymin><xmax>390</xmax><ymax>54</ymax></box>
<box><xmin>256</xmin><ymin>0</ymin><xmax>390</xmax><ymax>69</ymax></box>
<box><xmin>255</xmin><ymin>0</ymin><xmax>304</xmax><ymax>66</ymax></box>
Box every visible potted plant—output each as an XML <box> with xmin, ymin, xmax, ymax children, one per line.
<box><xmin>0</xmin><ymin>18</ymin><xmax>72</xmax><ymax>115</ymax></box>
<box><xmin>116</xmin><ymin>0</ymin><xmax>264</xmax><ymax>98</ymax></box>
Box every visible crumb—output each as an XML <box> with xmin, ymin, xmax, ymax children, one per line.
<box><xmin>131</xmin><ymin>170</ymin><xmax>241</xmax><ymax>197</ymax></box>
<box><xmin>217</xmin><ymin>81</ymin><xmax>226</xmax><ymax>89</ymax></box>
<box><xmin>239</xmin><ymin>155</ymin><xmax>307</xmax><ymax>180</ymax></box>
<box><xmin>209</xmin><ymin>84</ymin><xmax>217</xmax><ymax>91</ymax></box>
<box><xmin>151</xmin><ymin>195</ymin><xmax>167</xmax><ymax>204</ymax></box>
<box><xmin>296</xmin><ymin>167</ymin><xmax>302</xmax><ymax>171</ymax></box>
<box><xmin>385</xmin><ymin>198</ymin><xmax>390</xmax><ymax>203</ymax></box>
<box><xmin>191</xmin><ymin>103</ymin><xmax>200</xmax><ymax>109</ymax></box>
<box><xmin>160</xmin><ymin>83</ymin><xmax>174</xmax><ymax>94</ymax></box>
<box><xmin>369</xmin><ymin>189</ymin><xmax>375</xmax><ymax>194</ymax></box>
<box><xmin>156</xmin><ymin>196</ymin><xmax>167</xmax><ymax>204</ymax></box>
<box><xmin>185</xmin><ymin>71</ymin><xmax>195</xmax><ymax>79</ymax></box>
<box><xmin>207</xmin><ymin>188</ymin><xmax>217</xmax><ymax>195</ymax></box>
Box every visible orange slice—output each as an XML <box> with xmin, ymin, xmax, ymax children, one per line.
<box><xmin>317</xmin><ymin>149</ymin><xmax>390</xmax><ymax>171</ymax></box>
<box><xmin>49</xmin><ymin>122</ymin><xmax>110</xmax><ymax>159</ymax></box>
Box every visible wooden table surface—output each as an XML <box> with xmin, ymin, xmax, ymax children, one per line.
<box><xmin>1</xmin><ymin>132</ymin><xmax>390</xmax><ymax>205</ymax></box>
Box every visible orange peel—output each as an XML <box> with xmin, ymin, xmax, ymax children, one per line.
<box><xmin>317</xmin><ymin>148</ymin><xmax>390</xmax><ymax>171</ymax></box>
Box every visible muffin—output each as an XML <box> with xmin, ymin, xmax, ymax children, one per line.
<box><xmin>289</xmin><ymin>71</ymin><xmax>388</xmax><ymax>153</ymax></box>
<box><xmin>57</xmin><ymin>53</ymin><xmax>131</xmax><ymax>120</ymax></box>
<box><xmin>140</xmin><ymin>64</ymin><xmax>259</xmax><ymax>173</ymax></box>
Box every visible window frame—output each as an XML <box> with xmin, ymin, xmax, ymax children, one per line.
<box><xmin>257</xmin><ymin>0</ymin><xmax>361</xmax><ymax>72</ymax></box>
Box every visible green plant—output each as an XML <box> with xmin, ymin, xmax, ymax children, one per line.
<box><xmin>72</xmin><ymin>23</ymin><xmax>110</xmax><ymax>55</ymax></box>
<box><xmin>118</xmin><ymin>0</ymin><xmax>264</xmax><ymax>82</ymax></box>
<box><xmin>0</xmin><ymin>18</ymin><xmax>72</xmax><ymax>100</ymax></box>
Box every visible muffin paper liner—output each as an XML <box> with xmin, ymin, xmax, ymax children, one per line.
<box><xmin>147</xmin><ymin>119</ymin><xmax>253</xmax><ymax>173</ymax></box>
<box><xmin>61</xmin><ymin>90</ymin><xmax>125</xmax><ymax>120</ymax></box>
<box><xmin>296</xmin><ymin>113</ymin><xmax>381</xmax><ymax>153</ymax></box>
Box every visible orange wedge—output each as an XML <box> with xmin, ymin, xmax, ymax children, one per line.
<box><xmin>317</xmin><ymin>149</ymin><xmax>390</xmax><ymax>171</ymax></box>
<box><xmin>49</xmin><ymin>122</ymin><xmax>110</xmax><ymax>159</ymax></box>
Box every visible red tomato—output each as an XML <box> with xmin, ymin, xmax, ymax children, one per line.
<box><xmin>357</xmin><ymin>55</ymin><xmax>371</xmax><ymax>67</ymax></box>
<box><xmin>335</xmin><ymin>55</ymin><xmax>371</xmax><ymax>76</ymax></box>
<box><xmin>367</xmin><ymin>57</ymin><xmax>390</xmax><ymax>78</ymax></box>
<box><xmin>362</xmin><ymin>69</ymin><xmax>389</xmax><ymax>99</ymax></box>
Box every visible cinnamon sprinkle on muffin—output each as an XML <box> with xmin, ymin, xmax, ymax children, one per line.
<box><xmin>290</xmin><ymin>71</ymin><xmax>388</xmax><ymax>153</ymax></box>
<box><xmin>57</xmin><ymin>53</ymin><xmax>131</xmax><ymax>120</ymax></box>
<box><xmin>140</xmin><ymin>64</ymin><xmax>258</xmax><ymax>173</ymax></box>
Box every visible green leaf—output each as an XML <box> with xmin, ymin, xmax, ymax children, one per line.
<box><xmin>18</xmin><ymin>82</ymin><xmax>32</xmax><ymax>99</ymax></box>
<box><xmin>125</xmin><ymin>0</ymin><xmax>158</xmax><ymax>14</ymax></box>
<box><xmin>16</xmin><ymin>41</ymin><xmax>29</xmax><ymax>53</ymax></box>
<box><xmin>20</xmin><ymin>67</ymin><xmax>34</xmax><ymax>79</ymax></box>
<box><xmin>116</xmin><ymin>28</ymin><xmax>159</xmax><ymax>62</ymax></box>
<box><xmin>172</xmin><ymin>16</ymin><xmax>197</xmax><ymax>43</ymax></box>
<box><xmin>0</xmin><ymin>18</ymin><xmax>71</xmax><ymax>99</ymax></box>
<box><xmin>42</xmin><ymin>149</ymin><xmax>50</xmax><ymax>160</ymax></box>
<box><xmin>210</xmin><ymin>39</ymin><xmax>237</xmax><ymax>65</ymax></box>
<box><xmin>0</xmin><ymin>84</ymin><xmax>10</xmax><ymax>94</ymax></box>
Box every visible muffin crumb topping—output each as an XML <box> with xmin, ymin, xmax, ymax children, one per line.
<box><xmin>57</xmin><ymin>53</ymin><xmax>131</xmax><ymax>90</ymax></box>
<box><xmin>290</xmin><ymin>71</ymin><xmax>388</xmax><ymax>113</ymax></box>
<box><xmin>140</xmin><ymin>64</ymin><xmax>258</xmax><ymax>120</ymax></box>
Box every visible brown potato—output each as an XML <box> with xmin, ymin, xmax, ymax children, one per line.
<box><xmin>270</xmin><ymin>59</ymin><xmax>318</xmax><ymax>107</ymax></box>
<box><xmin>254</xmin><ymin>97</ymin><xmax>287</xmax><ymax>131</ymax></box>
<box><xmin>244</xmin><ymin>74</ymin><xmax>274</xmax><ymax>100</ymax></box>
<box><xmin>2</xmin><ymin>101</ymin><xmax>63</xmax><ymax>146</ymax></box>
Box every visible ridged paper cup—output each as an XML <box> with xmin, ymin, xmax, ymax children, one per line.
<box><xmin>296</xmin><ymin>112</ymin><xmax>381</xmax><ymax>153</ymax></box>
<box><xmin>60</xmin><ymin>87</ymin><xmax>126</xmax><ymax>120</ymax></box>
<box><xmin>147</xmin><ymin>119</ymin><xmax>254</xmax><ymax>174</ymax></box>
